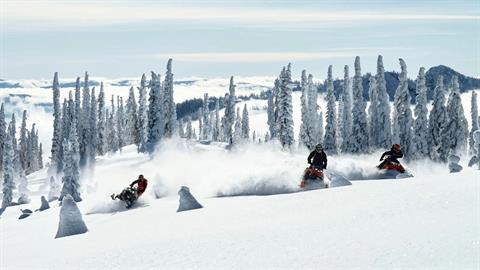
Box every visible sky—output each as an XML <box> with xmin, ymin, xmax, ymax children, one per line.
<box><xmin>1</xmin><ymin>0</ymin><xmax>479</xmax><ymax>80</ymax></box>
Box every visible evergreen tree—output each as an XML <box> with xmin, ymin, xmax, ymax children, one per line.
<box><xmin>323</xmin><ymin>65</ymin><xmax>337</xmax><ymax>154</ymax></box>
<box><xmin>443</xmin><ymin>76</ymin><xmax>469</xmax><ymax>155</ymax></box>
<box><xmin>224</xmin><ymin>77</ymin><xmax>236</xmax><ymax>143</ymax></box>
<box><xmin>340</xmin><ymin>65</ymin><xmax>353</xmax><ymax>153</ymax></box>
<box><xmin>125</xmin><ymin>86</ymin><xmax>138</xmax><ymax>145</ymax></box>
<box><xmin>19</xmin><ymin>110</ymin><xmax>28</xmax><ymax>171</ymax></box>
<box><xmin>106</xmin><ymin>108</ymin><xmax>118</xmax><ymax>153</ymax></box>
<box><xmin>277</xmin><ymin>65</ymin><xmax>295</xmax><ymax>149</ymax></box>
<box><xmin>469</xmin><ymin>91</ymin><xmax>479</xmax><ymax>155</ymax></box>
<box><xmin>233</xmin><ymin>108</ymin><xmax>242</xmax><ymax>143</ymax></box>
<box><xmin>299</xmin><ymin>70</ymin><xmax>309</xmax><ymax>147</ymax></box>
<box><xmin>375</xmin><ymin>55</ymin><xmax>392</xmax><ymax>149</ymax></box>
<box><xmin>241</xmin><ymin>104</ymin><xmax>250</xmax><ymax>139</ymax></box>
<box><xmin>162</xmin><ymin>59</ymin><xmax>177</xmax><ymax>138</ymax></box>
<box><xmin>186</xmin><ymin>117</ymin><xmax>193</xmax><ymax>139</ymax></box>
<box><xmin>89</xmin><ymin>87</ymin><xmax>98</xmax><ymax>162</ymax></box>
<box><xmin>350</xmin><ymin>56</ymin><xmax>369</xmax><ymax>153</ymax></box>
<box><xmin>412</xmin><ymin>67</ymin><xmax>430</xmax><ymax>159</ymax></box>
<box><xmin>147</xmin><ymin>72</ymin><xmax>162</xmax><ymax>148</ymax></box>
<box><xmin>2</xmin><ymin>132</ymin><xmax>15</xmax><ymax>208</ymax></box>
<box><xmin>116</xmin><ymin>97</ymin><xmax>125</xmax><ymax>151</ymax></box>
<box><xmin>74</xmin><ymin>77</ymin><xmax>81</xmax><ymax>134</ymax></box>
<box><xmin>307</xmin><ymin>74</ymin><xmax>320</xmax><ymax>148</ymax></box>
<box><xmin>51</xmin><ymin>72</ymin><xmax>63</xmax><ymax>173</ymax></box>
<box><xmin>17</xmin><ymin>171</ymin><xmax>30</xmax><ymax>204</ymax></box>
<box><xmin>392</xmin><ymin>59</ymin><xmax>413</xmax><ymax>158</ymax></box>
<box><xmin>428</xmin><ymin>76</ymin><xmax>448</xmax><ymax>162</ymax></box>
<box><xmin>59</xmin><ymin>117</ymin><xmax>82</xmax><ymax>202</ymax></box>
<box><xmin>0</xmin><ymin>103</ymin><xmax>5</xmax><ymax>173</ymax></box>
<box><xmin>38</xmin><ymin>143</ymin><xmax>43</xmax><ymax>169</ymax></box>
<box><xmin>137</xmin><ymin>74</ymin><xmax>148</xmax><ymax>152</ymax></box>
<box><xmin>97</xmin><ymin>82</ymin><xmax>107</xmax><ymax>155</ymax></box>
<box><xmin>368</xmin><ymin>76</ymin><xmax>378</xmax><ymax>149</ymax></box>
<box><xmin>201</xmin><ymin>93</ymin><xmax>210</xmax><ymax>140</ymax></box>
<box><xmin>213</xmin><ymin>99</ymin><xmax>221</xmax><ymax>141</ymax></box>
<box><xmin>178</xmin><ymin>119</ymin><xmax>185</xmax><ymax>138</ymax></box>
<box><xmin>79</xmin><ymin>72</ymin><xmax>91</xmax><ymax>167</ymax></box>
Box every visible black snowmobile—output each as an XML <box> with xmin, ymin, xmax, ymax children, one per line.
<box><xmin>111</xmin><ymin>187</ymin><xmax>138</xmax><ymax>208</ymax></box>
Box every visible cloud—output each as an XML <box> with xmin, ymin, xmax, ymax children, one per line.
<box><xmin>4</xmin><ymin>1</ymin><xmax>478</xmax><ymax>29</ymax></box>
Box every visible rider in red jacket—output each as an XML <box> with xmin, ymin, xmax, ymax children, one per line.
<box><xmin>130</xmin><ymin>175</ymin><xmax>148</xmax><ymax>197</ymax></box>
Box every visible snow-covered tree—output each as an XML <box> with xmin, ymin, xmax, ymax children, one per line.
<box><xmin>0</xmin><ymin>103</ymin><xmax>5</xmax><ymax>173</ymax></box>
<box><xmin>267</xmin><ymin>87</ymin><xmax>277</xmax><ymax>139</ymax></box>
<box><xmin>38</xmin><ymin>143</ymin><xmax>43</xmax><ymax>169</ymax></box>
<box><xmin>74</xmin><ymin>77</ymin><xmax>81</xmax><ymax>134</ymax></box>
<box><xmin>178</xmin><ymin>119</ymin><xmax>185</xmax><ymax>138</ymax></box>
<box><xmin>185</xmin><ymin>117</ymin><xmax>193</xmax><ymax>139</ymax></box>
<box><xmin>241</xmin><ymin>104</ymin><xmax>250</xmax><ymax>139</ymax></box>
<box><xmin>224</xmin><ymin>77</ymin><xmax>236</xmax><ymax>144</ymax></box>
<box><xmin>48</xmin><ymin>176</ymin><xmax>60</xmax><ymax>201</ymax></box>
<box><xmin>147</xmin><ymin>72</ymin><xmax>162</xmax><ymax>148</ymax></box>
<box><xmin>428</xmin><ymin>76</ymin><xmax>449</xmax><ymax>162</ymax></box>
<box><xmin>106</xmin><ymin>108</ymin><xmax>118</xmax><ymax>153</ymax></box>
<box><xmin>469</xmin><ymin>91</ymin><xmax>479</xmax><ymax>155</ymax></box>
<box><xmin>116</xmin><ymin>97</ymin><xmax>125</xmax><ymax>151</ymax></box>
<box><xmin>308</xmin><ymin>74</ymin><xmax>320</xmax><ymax>148</ymax></box>
<box><xmin>78</xmin><ymin>72</ymin><xmax>91</xmax><ymax>167</ymax></box>
<box><xmin>89</xmin><ymin>87</ymin><xmax>98</xmax><ymax>162</ymax></box>
<box><xmin>392</xmin><ymin>59</ymin><xmax>413</xmax><ymax>158</ymax></box>
<box><xmin>2</xmin><ymin>132</ymin><xmax>15</xmax><ymax>208</ymax></box>
<box><xmin>201</xmin><ymin>93</ymin><xmax>210</xmax><ymax>140</ymax></box>
<box><xmin>299</xmin><ymin>70</ymin><xmax>309</xmax><ymax>147</ymax></box>
<box><xmin>324</xmin><ymin>65</ymin><xmax>337</xmax><ymax>154</ymax></box>
<box><xmin>350</xmin><ymin>57</ymin><xmax>369</xmax><ymax>153</ymax></box>
<box><xmin>19</xmin><ymin>110</ymin><xmax>28</xmax><ymax>171</ymax></box>
<box><xmin>212</xmin><ymin>99</ymin><xmax>221</xmax><ymax>141</ymax></box>
<box><xmin>51</xmin><ymin>72</ymin><xmax>63</xmax><ymax>173</ymax></box>
<box><xmin>443</xmin><ymin>76</ymin><xmax>469</xmax><ymax>155</ymax></box>
<box><xmin>137</xmin><ymin>74</ymin><xmax>148</xmax><ymax>152</ymax></box>
<box><xmin>97</xmin><ymin>83</ymin><xmax>107</xmax><ymax>155</ymax></box>
<box><xmin>340</xmin><ymin>65</ymin><xmax>353</xmax><ymax>153</ymax></box>
<box><xmin>17</xmin><ymin>171</ymin><xmax>30</xmax><ymax>204</ymax></box>
<box><xmin>233</xmin><ymin>107</ymin><xmax>242</xmax><ymax>143</ymax></box>
<box><xmin>412</xmin><ymin>67</ymin><xmax>430</xmax><ymax>159</ymax></box>
<box><xmin>368</xmin><ymin>76</ymin><xmax>378</xmax><ymax>149</ymax></box>
<box><xmin>277</xmin><ymin>65</ymin><xmax>295</xmax><ymax>149</ymax></box>
<box><xmin>59</xmin><ymin>117</ymin><xmax>81</xmax><ymax>202</ymax></box>
<box><xmin>375</xmin><ymin>55</ymin><xmax>392</xmax><ymax>149</ymax></box>
<box><xmin>162</xmin><ymin>59</ymin><xmax>177</xmax><ymax>138</ymax></box>
<box><xmin>125</xmin><ymin>86</ymin><xmax>138</xmax><ymax>145</ymax></box>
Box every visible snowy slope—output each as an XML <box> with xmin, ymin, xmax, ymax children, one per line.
<box><xmin>1</xmin><ymin>141</ymin><xmax>479</xmax><ymax>269</ymax></box>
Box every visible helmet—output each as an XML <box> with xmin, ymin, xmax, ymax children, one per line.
<box><xmin>315</xmin><ymin>144</ymin><xmax>323</xmax><ymax>152</ymax></box>
<box><xmin>392</xmin><ymin>144</ymin><xmax>401</xmax><ymax>151</ymax></box>
<box><xmin>138</xmin><ymin>174</ymin><xmax>144</xmax><ymax>179</ymax></box>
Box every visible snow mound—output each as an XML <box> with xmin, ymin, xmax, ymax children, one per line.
<box><xmin>177</xmin><ymin>186</ymin><xmax>203</xmax><ymax>212</ymax></box>
<box><xmin>55</xmin><ymin>195</ymin><xmax>88</xmax><ymax>238</ymax></box>
<box><xmin>325</xmin><ymin>171</ymin><xmax>352</xmax><ymax>187</ymax></box>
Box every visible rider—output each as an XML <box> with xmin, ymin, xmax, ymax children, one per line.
<box><xmin>129</xmin><ymin>174</ymin><xmax>148</xmax><ymax>197</ymax></box>
<box><xmin>308</xmin><ymin>144</ymin><xmax>327</xmax><ymax>170</ymax></box>
<box><xmin>378</xmin><ymin>144</ymin><xmax>403</xmax><ymax>169</ymax></box>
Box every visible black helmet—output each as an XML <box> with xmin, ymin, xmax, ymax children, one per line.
<box><xmin>315</xmin><ymin>144</ymin><xmax>323</xmax><ymax>152</ymax></box>
<box><xmin>139</xmin><ymin>174</ymin><xmax>144</xmax><ymax>179</ymax></box>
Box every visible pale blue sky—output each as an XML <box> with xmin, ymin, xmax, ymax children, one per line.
<box><xmin>1</xmin><ymin>0</ymin><xmax>479</xmax><ymax>79</ymax></box>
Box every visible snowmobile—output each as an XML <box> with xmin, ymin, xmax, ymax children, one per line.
<box><xmin>111</xmin><ymin>187</ymin><xmax>138</xmax><ymax>208</ymax></box>
<box><xmin>377</xmin><ymin>158</ymin><xmax>413</xmax><ymax>179</ymax></box>
<box><xmin>300</xmin><ymin>165</ymin><xmax>328</xmax><ymax>190</ymax></box>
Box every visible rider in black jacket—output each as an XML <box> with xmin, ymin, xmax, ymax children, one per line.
<box><xmin>378</xmin><ymin>144</ymin><xmax>403</xmax><ymax>168</ymax></box>
<box><xmin>308</xmin><ymin>144</ymin><xmax>327</xmax><ymax>170</ymax></box>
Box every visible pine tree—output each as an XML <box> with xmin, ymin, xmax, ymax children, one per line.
<box><xmin>375</xmin><ymin>55</ymin><xmax>392</xmax><ymax>149</ymax></box>
<box><xmin>368</xmin><ymin>76</ymin><xmax>378</xmax><ymax>149</ymax></box>
<box><xmin>2</xmin><ymin>132</ymin><xmax>15</xmax><ymax>208</ymax></box>
<box><xmin>178</xmin><ymin>119</ymin><xmax>185</xmax><ymax>138</ymax></box>
<box><xmin>19</xmin><ymin>110</ymin><xmax>28</xmax><ymax>171</ymax></box>
<box><xmin>469</xmin><ymin>91</ymin><xmax>479</xmax><ymax>155</ymax></box>
<box><xmin>51</xmin><ymin>72</ymin><xmax>63</xmax><ymax>173</ymax></box>
<box><xmin>428</xmin><ymin>76</ymin><xmax>448</xmax><ymax>162</ymax></box>
<box><xmin>308</xmin><ymin>74</ymin><xmax>320</xmax><ymax>148</ymax></box>
<box><xmin>17</xmin><ymin>171</ymin><xmax>30</xmax><ymax>204</ymax></box>
<box><xmin>350</xmin><ymin>56</ymin><xmax>369</xmax><ymax>153</ymax></box>
<box><xmin>0</xmin><ymin>103</ymin><xmax>5</xmax><ymax>173</ymax></box>
<box><xmin>106</xmin><ymin>108</ymin><xmax>118</xmax><ymax>153</ymax></box>
<box><xmin>79</xmin><ymin>72</ymin><xmax>91</xmax><ymax>167</ymax></box>
<box><xmin>162</xmin><ymin>59</ymin><xmax>177</xmax><ymax>138</ymax></box>
<box><xmin>224</xmin><ymin>77</ymin><xmax>236</xmax><ymax>144</ymax></box>
<box><xmin>233</xmin><ymin>108</ymin><xmax>242</xmax><ymax>143</ymax></box>
<box><xmin>147</xmin><ymin>72</ymin><xmax>162</xmax><ymax>148</ymax></box>
<box><xmin>116</xmin><ymin>97</ymin><xmax>125</xmax><ymax>151</ymax></box>
<box><xmin>201</xmin><ymin>93</ymin><xmax>210</xmax><ymax>140</ymax></box>
<box><xmin>185</xmin><ymin>117</ymin><xmax>193</xmax><ymax>139</ymax></box>
<box><xmin>299</xmin><ymin>70</ymin><xmax>309</xmax><ymax>147</ymax></box>
<box><xmin>213</xmin><ymin>99</ymin><xmax>221</xmax><ymax>141</ymax></box>
<box><xmin>125</xmin><ymin>86</ymin><xmax>138</xmax><ymax>145</ymax></box>
<box><xmin>38</xmin><ymin>143</ymin><xmax>43</xmax><ymax>169</ymax></box>
<box><xmin>392</xmin><ymin>59</ymin><xmax>413</xmax><ymax>158</ymax></box>
<box><xmin>324</xmin><ymin>65</ymin><xmax>337</xmax><ymax>154</ymax></box>
<box><xmin>277</xmin><ymin>65</ymin><xmax>294</xmax><ymax>149</ymax></box>
<box><xmin>412</xmin><ymin>67</ymin><xmax>430</xmax><ymax>159</ymax></box>
<box><xmin>340</xmin><ymin>65</ymin><xmax>353</xmax><ymax>153</ymax></box>
<box><xmin>97</xmin><ymin>82</ymin><xmax>107</xmax><ymax>155</ymax></box>
<box><xmin>267</xmin><ymin>86</ymin><xmax>277</xmax><ymax>139</ymax></box>
<box><xmin>89</xmin><ymin>87</ymin><xmax>98</xmax><ymax>163</ymax></box>
<box><xmin>74</xmin><ymin>77</ymin><xmax>81</xmax><ymax>134</ymax></box>
<box><xmin>443</xmin><ymin>76</ymin><xmax>469</xmax><ymax>155</ymax></box>
<box><xmin>59</xmin><ymin>117</ymin><xmax>81</xmax><ymax>202</ymax></box>
<box><xmin>241</xmin><ymin>104</ymin><xmax>250</xmax><ymax>139</ymax></box>
<box><xmin>137</xmin><ymin>74</ymin><xmax>148</xmax><ymax>152</ymax></box>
